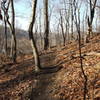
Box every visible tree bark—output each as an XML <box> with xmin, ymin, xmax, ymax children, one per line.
<box><xmin>86</xmin><ymin>0</ymin><xmax>97</xmax><ymax>42</ymax></box>
<box><xmin>73</xmin><ymin>1</ymin><xmax>88</xmax><ymax>99</ymax></box>
<box><xmin>60</xmin><ymin>11</ymin><xmax>66</xmax><ymax>46</ymax></box>
<box><xmin>44</xmin><ymin>0</ymin><xmax>49</xmax><ymax>50</ymax></box>
<box><xmin>4</xmin><ymin>15</ymin><xmax>8</xmax><ymax>55</ymax></box>
<box><xmin>28</xmin><ymin>0</ymin><xmax>41</xmax><ymax>72</ymax></box>
<box><xmin>10</xmin><ymin>0</ymin><xmax>17</xmax><ymax>63</ymax></box>
<box><xmin>71</xmin><ymin>1</ymin><xmax>74</xmax><ymax>40</ymax></box>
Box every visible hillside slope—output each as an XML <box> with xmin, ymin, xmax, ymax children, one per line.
<box><xmin>0</xmin><ymin>33</ymin><xmax>100</xmax><ymax>100</ymax></box>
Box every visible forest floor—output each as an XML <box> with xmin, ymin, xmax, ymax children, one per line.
<box><xmin>0</xmin><ymin>33</ymin><xmax>100</xmax><ymax>100</ymax></box>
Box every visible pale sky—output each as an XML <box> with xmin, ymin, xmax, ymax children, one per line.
<box><xmin>14</xmin><ymin>0</ymin><xmax>32</xmax><ymax>30</ymax></box>
<box><xmin>0</xmin><ymin>0</ymin><xmax>100</xmax><ymax>32</ymax></box>
<box><xmin>14</xmin><ymin>0</ymin><xmax>60</xmax><ymax>31</ymax></box>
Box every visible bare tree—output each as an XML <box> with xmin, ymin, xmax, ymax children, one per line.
<box><xmin>10</xmin><ymin>0</ymin><xmax>17</xmax><ymax>62</ymax></box>
<box><xmin>70</xmin><ymin>0</ymin><xmax>74</xmax><ymax>40</ymax></box>
<box><xmin>43</xmin><ymin>0</ymin><xmax>49</xmax><ymax>50</ymax></box>
<box><xmin>4</xmin><ymin>11</ymin><xmax>7</xmax><ymax>55</ymax></box>
<box><xmin>86</xmin><ymin>0</ymin><xmax>97</xmax><ymax>42</ymax></box>
<box><xmin>1</xmin><ymin>0</ymin><xmax>17</xmax><ymax>62</ymax></box>
<box><xmin>28</xmin><ymin>0</ymin><xmax>41</xmax><ymax>72</ymax></box>
<box><xmin>59</xmin><ymin>10</ymin><xmax>66</xmax><ymax>46</ymax></box>
<box><xmin>64</xmin><ymin>0</ymin><xmax>70</xmax><ymax>43</ymax></box>
<box><xmin>39</xmin><ymin>8</ymin><xmax>43</xmax><ymax>51</ymax></box>
<box><xmin>73</xmin><ymin>0</ymin><xmax>88</xmax><ymax>100</ymax></box>
<box><xmin>1</xmin><ymin>0</ymin><xmax>8</xmax><ymax>55</ymax></box>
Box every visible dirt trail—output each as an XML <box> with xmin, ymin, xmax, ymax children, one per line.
<box><xmin>0</xmin><ymin>50</ymin><xmax>61</xmax><ymax>100</ymax></box>
<box><xmin>30</xmin><ymin>72</ymin><xmax>58</xmax><ymax>100</ymax></box>
<box><xmin>30</xmin><ymin>52</ymin><xmax>62</xmax><ymax>100</ymax></box>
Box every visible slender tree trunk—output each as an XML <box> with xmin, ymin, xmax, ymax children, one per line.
<box><xmin>0</xmin><ymin>9</ymin><xmax>2</xmax><ymax>20</ymax></box>
<box><xmin>86</xmin><ymin>0</ymin><xmax>97</xmax><ymax>42</ymax></box>
<box><xmin>71</xmin><ymin>2</ymin><xmax>74</xmax><ymax>40</ymax></box>
<box><xmin>78</xmin><ymin>12</ymin><xmax>87</xmax><ymax>100</ymax></box>
<box><xmin>65</xmin><ymin>22</ymin><xmax>68</xmax><ymax>43</ymax></box>
<box><xmin>86</xmin><ymin>19</ymin><xmax>92</xmax><ymax>42</ymax></box>
<box><xmin>78</xmin><ymin>24</ymin><xmax>88</xmax><ymax>100</ymax></box>
<box><xmin>74</xmin><ymin>1</ymin><xmax>88</xmax><ymax>99</ymax></box>
<box><xmin>39</xmin><ymin>8</ymin><xmax>43</xmax><ymax>50</ymax></box>
<box><xmin>28</xmin><ymin>0</ymin><xmax>41</xmax><ymax>72</ymax></box>
<box><xmin>67</xmin><ymin>17</ymin><xmax>70</xmax><ymax>43</ymax></box>
<box><xmin>44</xmin><ymin>0</ymin><xmax>49</xmax><ymax>50</ymax></box>
<box><xmin>83</xmin><ymin>15</ymin><xmax>84</xmax><ymax>40</ymax></box>
<box><xmin>4</xmin><ymin>15</ymin><xmax>8</xmax><ymax>55</ymax></box>
<box><xmin>1</xmin><ymin>0</ymin><xmax>16</xmax><ymax>61</ymax></box>
<box><xmin>10</xmin><ymin>0</ymin><xmax>17</xmax><ymax>63</ymax></box>
<box><xmin>60</xmin><ymin>11</ymin><xmax>66</xmax><ymax>46</ymax></box>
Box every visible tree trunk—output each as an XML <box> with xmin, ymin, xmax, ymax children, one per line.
<box><xmin>60</xmin><ymin>11</ymin><xmax>66</xmax><ymax>46</ymax></box>
<box><xmin>44</xmin><ymin>0</ymin><xmax>49</xmax><ymax>50</ymax></box>
<box><xmin>10</xmin><ymin>0</ymin><xmax>17</xmax><ymax>63</ymax></box>
<box><xmin>71</xmin><ymin>2</ymin><xmax>74</xmax><ymax>40</ymax></box>
<box><xmin>28</xmin><ymin>0</ymin><xmax>41</xmax><ymax>72</ymax></box>
<box><xmin>86</xmin><ymin>0</ymin><xmax>97</xmax><ymax>42</ymax></box>
<box><xmin>73</xmin><ymin>1</ymin><xmax>88</xmax><ymax>99</ymax></box>
<box><xmin>4</xmin><ymin>15</ymin><xmax>8</xmax><ymax>55</ymax></box>
<box><xmin>39</xmin><ymin>8</ymin><xmax>43</xmax><ymax>50</ymax></box>
<box><xmin>86</xmin><ymin>20</ymin><xmax>92</xmax><ymax>42</ymax></box>
<box><xmin>0</xmin><ymin>10</ymin><xmax>2</xmax><ymax>20</ymax></box>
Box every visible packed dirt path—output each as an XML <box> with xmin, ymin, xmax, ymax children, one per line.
<box><xmin>0</xmin><ymin>49</ymin><xmax>61</xmax><ymax>100</ymax></box>
<box><xmin>30</xmin><ymin>71</ymin><xmax>59</xmax><ymax>100</ymax></box>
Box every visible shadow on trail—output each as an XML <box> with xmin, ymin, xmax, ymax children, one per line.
<box><xmin>0</xmin><ymin>50</ymin><xmax>62</xmax><ymax>100</ymax></box>
<box><xmin>30</xmin><ymin>66</ymin><xmax>62</xmax><ymax>100</ymax></box>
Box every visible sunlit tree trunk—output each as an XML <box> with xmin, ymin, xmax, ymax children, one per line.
<box><xmin>10</xmin><ymin>0</ymin><xmax>17</xmax><ymax>62</ymax></box>
<box><xmin>39</xmin><ymin>8</ymin><xmax>43</xmax><ymax>51</ymax></box>
<box><xmin>28</xmin><ymin>0</ymin><xmax>41</xmax><ymax>72</ymax></box>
